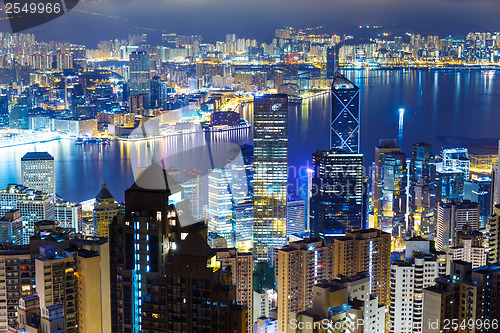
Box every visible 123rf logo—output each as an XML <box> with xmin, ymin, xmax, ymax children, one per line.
<box><xmin>3</xmin><ymin>0</ymin><xmax>79</xmax><ymax>32</ymax></box>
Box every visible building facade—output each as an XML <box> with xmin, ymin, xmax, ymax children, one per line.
<box><xmin>390</xmin><ymin>252</ymin><xmax>447</xmax><ymax>333</ymax></box>
<box><xmin>310</xmin><ymin>149</ymin><xmax>364</xmax><ymax>236</ymax></box>
<box><xmin>276</xmin><ymin>238</ymin><xmax>335</xmax><ymax>333</ymax></box>
<box><xmin>253</xmin><ymin>94</ymin><xmax>288</xmax><ymax>264</ymax></box>
<box><xmin>333</xmin><ymin>229</ymin><xmax>392</xmax><ymax>306</ymax></box>
<box><xmin>0</xmin><ymin>245</ymin><xmax>34</xmax><ymax>330</ymax></box>
<box><xmin>93</xmin><ymin>184</ymin><xmax>120</xmax><ymax>237</ymax></box>
<box><xmin>436</xmin><ymin>200</ymin><xmax>480</xmax><ymax>251</ymax></box>
<box><xmin>21</xmin><ymin>152</ymin><xmax>55</xmax><ymax>202</ymax></box>
<box><xmin>331</xmin><ymin>74</ymin><xmax>360</xmax><ymax>153</ymax></box>
<box><xmin>409</xmin><ymin>143</ymin><xmax>436</xmax><ymax>237</ymax></box>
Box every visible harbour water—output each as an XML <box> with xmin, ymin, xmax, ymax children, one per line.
<box><xmin>0</xmin><ymin>69</ymin><xmax>499</xmax><ymax>203</ymax></box>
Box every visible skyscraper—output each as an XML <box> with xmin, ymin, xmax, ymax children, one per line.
<box><xmin>75</xmin><ymin>247</ymin><xmax>112</xmax><ymax>333</ymax></box>
<box><xmin>372</xmin><ymin>139</ymin><xmax>401</xmax><ymax>230</ymax></box>
<box><xmin>288</xmin><ymin>274</ymin><xmax>386</xmax><ymax>333</ymax></box>
<box><xmin>446</xmin><ymin>232</ymin><xmax>487</xmax><ymax>269</ymax></box>
<box><xmin>234</xmin><ymin>199</ymin><xmax>253</xmax><ymax>251</ymax></box>
<box><xmin>35</xmin><ymin>252</ymin><xmax>77</xmax><ymax>332</ymax></box>
<box><xmin>409</xmin><ymin>143</ymin><xmax>436</xmax><ymax>237</ymax></box>
<box><xmin>129</xmin><ymin>51</ymin><xmax>151</xmax><ymax>109</ymax></box>
<box><xmin>0</xmin><ymin>94</ymin><xmax>8</xmax><ymax>126</ymax></box>
<box><xmin>464</xmin><ymin>176</ymin><xmax>492</xmax><ymax>228</ymax></box>
<box><xmin>331</xmin><ymin>74</ymin><xmax>360</xmax><ymax>153</ymax></box>
<box><xmin>216</xmin><ymin>248</ymin><xmax>254</xmax><ymax>332</ymax></box>
<box><xmin>182</xmin><ymin>169</ymin><xmax>203</xmax><ymax>222</ymax></box>
<box><xmin>0</xmin><ymin>245</ymin><xmax>35</xmax><ymax>329</ymax></box>
<box><xmin>0</xmin><ymin>209</ymin><xmax>22</xmax><ymax>244</ymax></box>
<box><xmin>423</xmin><ymin>262</ymin><xmax>500</xmax><ymax>333</ymax></box>
<box><xmin>54</xmin><ymin>201</ymin><xmax>83</xmax><ymax>232</ymax></box>
<box><xmin>326</xmin><ymin>45</ymin><xmax>339</xmax><ymax>79</ymax></box>
<box><xmin>208</xmin><ymin>168</ymin><xmax>235</xmax><ymax>246</ymax></box>
<box><xmin>108</xmin><ymin>161</ymin><xmax>214</xmax><ymax>332</ymax></box>
<box><xmin>141</xmin><ymin>232</ymin><xmax>247</xmax><ymax>333</ymax></box>
<box><xmin>378</xmin><ymin>150</ymin><xmax>407</xmax><ymax>235</ymax></box>
<box><xmin>253</xmin><ymin>94</ymin><xmax>288</xmax><ymax>264</ymax></box>
<box><xmin>489</xmin><ymin>204</ymin><xmax>500</xmax><ymax>264</ymax></box>
<box><xmin>21</xmin><ymin>152</ymin><xmax>55</xmax><ymax>201</ymax></box>
<box><xmin>310</xmin><ymin>149</ymin><xmax>364</xmax><ymax>236</ymax></box>
<box><xmin>286</xmin><ymin>198</ymin><xmax>306</xmax><ymax>236</ymax></box>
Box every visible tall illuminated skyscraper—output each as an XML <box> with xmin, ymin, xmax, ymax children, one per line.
<box><xmin>216</xmin><ymin>248</ymin><xmax>254</xmax><ymax>332</ymax></box>
<box><xmin>378</xmin><ymin>151</ymin><xmax>407</xmax><ymax>235</ymax></box>
<box><xmin>390</xmin><ymin>250</ymin><xmax>447</xmax><ymax>333</ymax></box>
<box><xmin>253</xmin><ymin>94</ymin><xmax>288</xmax><ymax>264</ymax></box>
<box><xmin>372</xmin><ymin>139</ymin><xmax>401</xmax><ymax>230</ymax></box>
<box><xmin>234</xmin><ymin>199</ymin><xmax>254</xmax><ymax>251</ymax></box>
<box><xmin>181</xmin><ymin>169</ymin><xmax>203</xmax><ymax>221</ymax></box>
<box><xmin>489</xmin><ymin>204</ymin><xmax>500</xmax><ymax>263</ymax></box>
<box><xmin>21</xmin><ymin>152</ymin><xmax>55</xmax><ymax>201</ymax></box>
<box><xmin>286</xmin><ymin>198</ymin><xmax>306</xmax><ymax>236</ymax></box>
<box><xmin>331</xmin><ymin>74</ymin><xmax>360</xmax><ymax>153</ymax></box>
<box><xmin>310</xmin><ymin>149</ymin><xmax>364</xmax><ymax>236</ymax></box>
<box><xmin>409</xmin><ymin>143</ymin><xmax>436</xmax><ymax>237</ymax></box>
<box><xmin>208</xmin><ymin>168</ymin><xmax>235</xmax><ymax>246</ymax></box>
<box><xmin>326</xmin><ymin>46</ymin><xmax>339</xmax><ymax>79</ymax></box>
<box><xmin>129</xmin><ymin>51</ymin><xmax>151</xmax><ymax>108</ymax></box>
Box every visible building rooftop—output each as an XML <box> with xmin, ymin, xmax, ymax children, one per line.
<box><xmin>127</xmin><ymin>160</ymin><xmax>179</xmax><ymax>195</ymax></box>
<box><xmin>46</xmin><ymin>303</ymin><xmax>64</xmax><ymax>311</ymax></box>
<box><xmin>0</xmin><ymin>244</ymin><xmax>31</xmax><ymax>255</ymax></box>
<box><xmin>95</xmin><ymin>183</ymin><xmax>115</xmax><ymax>200</ymax></box>
<box><xmin>175</xmin><ymin>232</ymin><xmax>215</xmax><ymax>258</ymax></box>
<box><xmin>77</xmin><ymin>249</ymin><xmax>100</xmax><ymax>259</ymax></box>
<box><xmin>332</xmin><ymin>74</ymin><xmax>358</xmax><ymax>90</ymax></box>
<box><xmin>21</xmin><ymin>152</ymin><xmax>54</xmax><ymax>161</ymax></box>
<box><xmin>21</xmin><ymin>294</ymin><xmax>39</xmax><ymax>302</ymax></box>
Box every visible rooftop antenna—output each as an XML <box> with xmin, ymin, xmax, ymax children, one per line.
<box><xmin>339</xmin><ymin>34</ymin><xmax>346</xmax><ymax>77</ymax></box>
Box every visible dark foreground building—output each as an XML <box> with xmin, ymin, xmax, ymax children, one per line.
<box><xmin>109</xmin><ymin>161</ymin><xmax>246</xmax><ymax>333</ymax></box>
<box><xmin>141</xmin><ymin>232</ymin><xmax>246</xmax><ymax>333</ymax></box>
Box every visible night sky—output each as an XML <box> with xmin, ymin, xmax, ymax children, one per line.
<box><xmin>1</xmin><ymin>0</ymin><xmax>500</xmax><ymax>45</ymax></box>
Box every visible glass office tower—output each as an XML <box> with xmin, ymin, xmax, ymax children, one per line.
<box><xmin>253</xmin><ymin>94</ymin><xmax>288</xmax><ymax>265</ymax></box>
<box><xmin>129</xmin><ymin>51</ymin><xmax>151</xmax><ymax>108</ymax></box>
<box><xmin>310</xmin><ymin>149</ymin><xmax>364</xmax><ymax>236</ymax></box>
<box><xmin>379</xmin><ymin>151</ymin><xmax>407</xmax><ymax>235</ymax></box>
<box><xmin>409</xmin><ymin>143</ymin><xmax>436</xmax><ymax>237</ymax></box>
<box><xmin>331</xmin><ymin>74</ymin><xmax>360</xmax><ymax>153</ymax></box>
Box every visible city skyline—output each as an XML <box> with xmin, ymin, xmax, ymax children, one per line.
<box><xmin>1</xmin><ymin>3</ymin><xmax>500</xmax><ymax>332</ymax></box>
<box><xmin>2</xmin><ymin>0</ymin><xmax>500</xmax><ymax>45</ymax></box>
